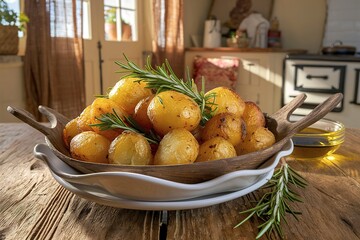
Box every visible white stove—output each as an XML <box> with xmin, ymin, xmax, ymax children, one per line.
<box><xmin>282</xmin><ymin>54</ymin><xmax>360</xmax><ymax>128</ymax></box>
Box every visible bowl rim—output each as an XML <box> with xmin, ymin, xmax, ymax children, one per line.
<box><xmin>290</xmin><ymin>114</ymin><xmax>345</xmax><ymax>137</ymax></box>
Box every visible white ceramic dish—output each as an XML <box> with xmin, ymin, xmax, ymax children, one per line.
<box><xmin>50</xmin><ymin>169</ymin><xmax>274</xmax><ymax>210</ymax></box>
<box><xmin>34</xmin><ymin>140</ymin><xmax>293</xmax><ymax>202</ymax></box>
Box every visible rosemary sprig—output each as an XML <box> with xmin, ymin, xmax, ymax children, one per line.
<box><xmin>234</xmin><ymin>161</ymin><xmax>307</xmax><ymax>239</ymax></box>
<box><xmin>90</xmin><ymin>110</ymin><xmax>161</xmax><ymax>144</ymax></box>
<box><xmin>114</xmin><ymin>55</ymin><xmax>216</xmax><ymax>124</ymax></box>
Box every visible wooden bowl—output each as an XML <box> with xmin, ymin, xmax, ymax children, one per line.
<box><xmin>7</xmin><ymin>93</ymin><xmax>343</xmax><ymax>183</ymax></box>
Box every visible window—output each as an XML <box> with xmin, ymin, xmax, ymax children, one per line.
<box><xmin>104</xmin><ymin>0</ymin><xmax>137</xmax><ymax>41</ymax></box>
<box><xmin>82</xmin><ymin>0</ymin><xmax>91</xmax><ymax>39</ymax></box>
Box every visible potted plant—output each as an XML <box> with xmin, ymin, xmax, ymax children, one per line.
<box><xmin>0</xmin><ymin>0</ymin><xmax>29</xmax><ymax>55</ymax></box>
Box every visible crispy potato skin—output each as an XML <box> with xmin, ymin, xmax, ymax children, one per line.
<box><xmin>154</xmin><ymin>128</ymin><xmax>199</xmax><ymax>165</ymax></box>
<box><xmin>63</xmin><ymin>117</ymin><xmax>81</xmax><ymax>148</ymax></box>
<box><xmin>196</xmin><ymin>137</ymin><xmax>236</xmax><ymax>162</ymax></box>
<box><xmin>89</xmin><ymin>98</ymin><xmax>127</xmax><ymax>141</ymax></box>
<box><xmin>147</xmin><ymin>91</ymin><xmax>201</xmax><ymax>136</ymax></box>
<box><xmin>77</xmin><ymin>105</ymin><xmax>93</xmax><ymax>132</ymax></box>
<box><xmin>242</xmin><ymin>101</ymin><xmax>265</xmax><ymax>129</ymax></box>
<box><xmin>70</xmin><ymin>131</ymin><xmax>110</xmax><ymax>163</ymax></box>
<box><xmin>201</xmin><ymin>112</ymin><xmax>245</xmax><ymax>146</ymax></box>
<box><xmin>205</xmin><ymin>87</ymin><xmax>246</xmax><ymax>118</ymax></box>
<box><xmin>235</xmin><ymin>127</ymin><xmax>276</xmax><ymax>155</ymax></box>
<box><xmin>64</xmin><ymin>76</ymin><xmax>278</xmax><ymax>165</ymax></box>
<box><xmin>108</xmin><ymin>131</ymin><xmax>153</xmax><ymax>165</ymax></box>
<box><xmin>133</xmin><ymin>95</ymin><xmax>154</xmax><ymax>132</ymax></box>
<box><xmin>109</xmin><ymin>78</ymin><xmax>153</xmax><ymax>115</ymax></box>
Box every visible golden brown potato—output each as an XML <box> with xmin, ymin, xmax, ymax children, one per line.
<box><xmin>154</xmin><ymin>128</ymin><xmax>199</xmax><ymax>165</ymax></box>
<box><xmin>133</xmin><ymin>95</ymin><xmax>154</xmax><ymax>132</ymax></box>
<box><xmin>205</xmin><ymin>87</ymin><xmax>246</xmax><ymax>118</ymax></box>
<box><xmin>195</xmin><ymin>137</ymin><xmax>237</xmax><ymax>162</ymax></box>
<box><xmin>89</xmin><ymin>97</ymin><xmax>127</xmax><ymax>141</ymax></box>
<box><xmin>70</xmin><ymin>131</ymin><xmax>110</xmax><ymax>163</ymax></box>
<box><xmin>147</xmin><ymin>91</ymin><xmax>201</xmax><ymax>136</ymax></box>
<box><xmin>108</xmin><ymin>131</ymin><xmax>153</xmax><ymax>165</ymax></box>
<box><xmin>242</xmin><ymin>101</ymin><xmax>265</xmax><ymax>130</ymax></box>
<box><xmin>77</xmin><ymin>105</ymin><xmax>93</xmax><ymax>132</ymax></box>
<box><xmin>108</xmin><ymin>77</ymin><xmax>153</xmax><ymax>115</ymax></box>
<box><xmin>201</xmin><ymin>112</ymin><xmax>245</xmax><ymax>146</ymax></box>
<box><xmin>63</xmin><ymin>117</ymin><xmax>81</xmax><ymax>148</ymax></box>
<box><xmin>235</xmin><ymin>127</ymin><xmax>276</xmax><ymax>155</ymax></box>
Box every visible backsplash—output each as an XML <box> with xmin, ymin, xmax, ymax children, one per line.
<box><xmin>323</xmin><ymin>0</ymin><xmax>360</xmax><ymax>52</ymax></box>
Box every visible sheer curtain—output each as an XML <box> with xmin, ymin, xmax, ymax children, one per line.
<box><xmin>24</xmin><ymin>0</ymin><xmax>85</xmax><ymax>120</ymax></box>
<box><xmin>152</xmin><ymin>0</ymin><xmax>184</xmax><ymax>78</ymax></box>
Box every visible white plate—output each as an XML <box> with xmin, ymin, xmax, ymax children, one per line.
<box><xmin>51</xmin><ymin>169</ymin><xmax>274</xmax><ymax>210</ymax></box>
<box><xmin>34</xmin><ymin>140</ymin><xmax>293</xmax><ymax>201</ymax></box>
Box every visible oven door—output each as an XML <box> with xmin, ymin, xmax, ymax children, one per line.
<box><xmin>282</xmin><ymin>57</ymin><xmax>345</xmax><ymax>113</ymax></box>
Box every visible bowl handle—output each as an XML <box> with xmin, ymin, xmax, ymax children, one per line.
<box><xmin>270</xmin><ymin>93</ymin><xmax>343</xmax><ymax>139</ymax></box>
<box><xmin>7</xmin><ymin>105</ymin><xmax>69</xmax><ymax>137</ymax></box>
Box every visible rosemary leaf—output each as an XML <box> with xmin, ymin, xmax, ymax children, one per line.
<box><xmin>114</xmin><ymin>54</ymin><xmax>216</xmax><ymax>124</ymax></box>
<box><xmin>234</xmin><ymin>162</ymin><xmax>307</xmax><ymax>239</ymax></box>
<box><xmin>90</xmin><ymin>110</ymin><xmax>160</xmax><ymax>144</ymax></box>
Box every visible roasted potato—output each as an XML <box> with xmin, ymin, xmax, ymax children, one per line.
<box><xmin>147</xmin><ymin>91</ymin><xmax>201</xmax><ymax>136</ymax></box>
<box><xmin>195</xmin><ymin>137</ymin><xmax>237</xmax><ymax>162</ymax></box>
<box><xmin>205</xmin><ymin>87</ymin><xmax>246</xmax><ymax>118</ymax></box>
<box><xmin>154</xmin><ymin>128</ymin><xmax>199</xmax><ymax>165</ymax></box>
<box><xmin>63</xmin><ymin>117</ymin><xmax>81</xmax><ymax>148</ymax></box>
<box><xmin>108</xmin><ymin>77</ymin><xmax>153</xmax><ymax>115</ymax></box>
<box><xmin>77</xmin><ymin>105</ymin><xmax>93</xmax><ymax>132</ymax></box>
<box><xmin>133</xmin><ymin>95</ymin><xmax>154</xmax><ymax>132</ymax></box>
<box><xmin>89</xmin><ymin>97</ymin><xmax>127</xmax><ymax>141</ymax></box>
<box><xmin>235</xmin><ymin>127</ymin><xmax>276</xmax><ymax>155</ymax></box>
<box><xmin>201</xmin><ymin>112</ymin><xmax>245</xmax><ymax>146</ymax></box>
<box><xmin>70</xmin><ymin>131</ymin><xmax>110</xmax><ymax>163</ymax></box>
<box><xmin>108</xmin><ymin>131</ymin><xmax>153</xmax><ymax>165</ymax></box>
<box><xmin>242</xmin><ymin>101</ymin><xmax>266</xmax><ymax>129</ymax></box>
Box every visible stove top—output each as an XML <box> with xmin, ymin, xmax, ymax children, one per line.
<box><xmin>286</xmin><ymin>53</ymin><xmax>360</xmax><ymax>62</ymax></box>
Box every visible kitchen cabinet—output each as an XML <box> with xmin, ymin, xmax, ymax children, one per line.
<box><xmin>0</xmin><ymin>56</ymin><xmax>26</xmax><ymax>122</ymax></box>
<box><xmin>185</xmin><ymin>48</ymin><xmax>304</xmax><ymax>114</ymax></box>
<box><xmin>283</xmin><ymin>54</ymin><xmax>360</xmax><ymax>128</ymax></box>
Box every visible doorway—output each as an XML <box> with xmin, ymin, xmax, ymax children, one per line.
<box><xmin>83</xmin><ymin>0</ymin><xmax>146</xmax><ymax>105</ymax></box>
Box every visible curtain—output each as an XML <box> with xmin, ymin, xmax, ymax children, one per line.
<box><xmin>24</xmin><ymin>0</ymin><xmax>85</xmax><ymax>121</ymax></box>
<box><xmin>152</xmin><ymin>0</ymin><xmax>184</xmax><ymax>78</ymax></box>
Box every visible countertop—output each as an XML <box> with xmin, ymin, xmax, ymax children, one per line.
<box><xmin>185</xmin><ymin>47</ymin><xmax>307</xmax><ymax>54</ymax></box>
<box><xmin>1</xmin><ymin>123</ymin><xmax>360</xmax><ymax>239</ymax></box>
<box><xmin>285</xmin><ymin>53</ymin><xmax>360</xmax><ymax>62</ymax></box>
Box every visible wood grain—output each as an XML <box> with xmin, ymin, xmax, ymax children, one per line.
<box><xmin>1</xmin><ymin>122</ymin><xmax>360</xmax><ymax>240</ymax></box>
<box><xmin>166</xmin><ymin>129</ymin><xmax>360</xmax><ymax>240</ymax></box>
<box><xmin>0</xmin><ymin>124</ymin><xmax>160</xmax><ymax>240</ymax></box>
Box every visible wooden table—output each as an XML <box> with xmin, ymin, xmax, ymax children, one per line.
<box><xmin>1</xmin><ymin>123</ymin><xmax>360</xmax><ymax>240</ymax></box>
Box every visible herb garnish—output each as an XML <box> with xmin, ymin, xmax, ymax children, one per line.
<box><xmin>234</xmin><ymin>160</ymin><xmax>307</xmax><ymax>239</ymax></box>
<box><xmin>114</xmin><ymin>55</ymin><xmax>216</xmax><ymax>124</ymax></box>
<box><xmin>90</xmin><ymin>110</ymin><xmax>160</xmax><ymax>144</ymax></box>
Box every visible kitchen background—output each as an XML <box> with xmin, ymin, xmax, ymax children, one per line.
<box><xmin>184</xmin><ymin>0</ymin><xmax>360</xmax><ymax>53</ymax></box>
<box><xmin>1</xmin><ymin>0</ymin><xmax>360</xmax><ymax>124</ymax></box>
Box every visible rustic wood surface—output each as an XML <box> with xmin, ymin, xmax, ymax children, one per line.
<box><xmin>0</xmin><ymin>123</ymin><xmax>360</xmax><ymax>240</ymax></box>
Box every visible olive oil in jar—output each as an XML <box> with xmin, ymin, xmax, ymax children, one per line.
<box><xmin>291</xmin><ymin>127</ymin><xmax>343</xmax><ymax>159</ymax></box>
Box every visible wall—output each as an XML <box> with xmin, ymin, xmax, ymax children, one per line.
<box><xmin>183</xmin><ymin>0</ymin><xmax>211</xmax><ymax>48</ymax></box>
<box><xmin>323</xmin><ymin>0</ymin><xmax>360</xmax><ymax>52</ymax></box>
<box><xmin>184</xmin><ymin>0</ymin><xmax>327</xmax><ymax>53</ymax></box>
<box><xmin>0</xmin><ymin>56</ymin><xmax>25</xmax><ymax>122</ymax></box>
<box><xmin>271</xmin><ymin>0</ymin><xmax>327</xmax><ymax>53</ymax></box>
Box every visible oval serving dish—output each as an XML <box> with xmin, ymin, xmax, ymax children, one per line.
<box><xmin>34</xmin><ymin>140</ymin><xmax>293</xmax><ymax>201</ymax></box>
